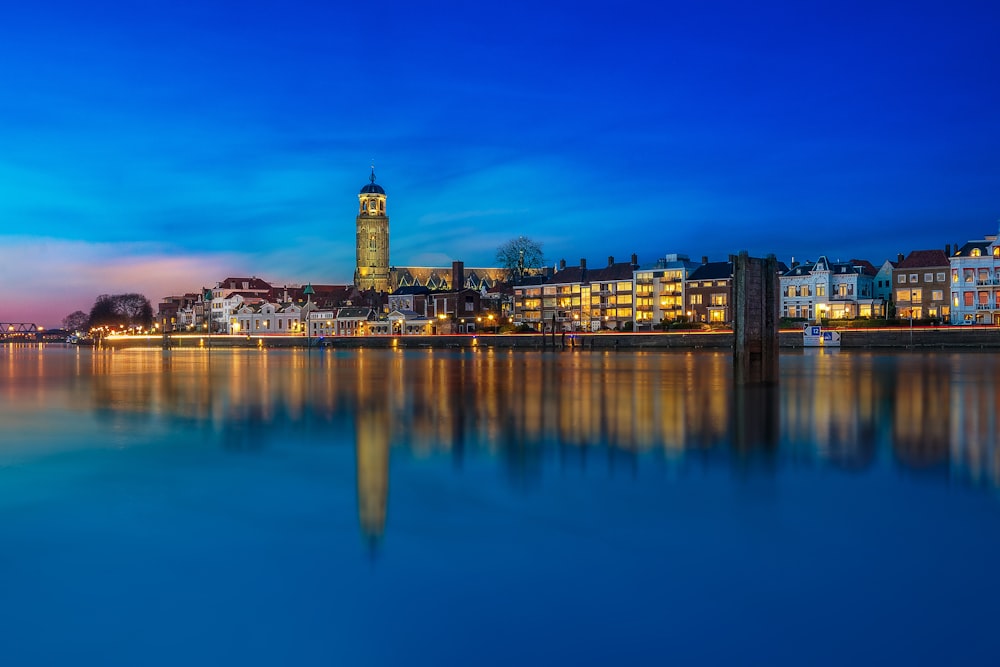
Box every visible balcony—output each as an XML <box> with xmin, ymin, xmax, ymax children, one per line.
<box><xmin>976</xmin><ymin>279</ymin><xmax>1000</xmax><ymax>286</ymax></box>
<box><xmin>976</xmin><ymin>303</ymin><xmax>996</xmax><ymax>310</ymax></box>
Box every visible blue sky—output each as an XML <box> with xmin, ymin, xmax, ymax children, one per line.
<box><xmin>2</xmin><ymin>0</ymin><xmax>999</xmax><ymax>325</ymax></box>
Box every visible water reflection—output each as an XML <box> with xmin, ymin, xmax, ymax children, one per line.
<box><xmin>3</xmin><ymin>347</ymin><xmax>1000</xmax><ymax>543</ymax></box>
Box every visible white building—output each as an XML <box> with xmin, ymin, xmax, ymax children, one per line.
<box><xmin>949</xmin><ymin>229</ymin><xmax>1000</xmax><ymax>324</ymax></box>
<box><xmin>781</xmin><ymin>256</ymin><xmax>880</xmax><ymax>320</ymax></box>
<box><xmin>229</xmin><ymin>302</ymin><xmax>305</xmax><ymax>335</ymax></box>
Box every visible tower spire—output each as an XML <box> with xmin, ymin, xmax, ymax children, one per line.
<box><xmin>370</xmin><ymin>163</ymin><xmax>376</xmax><ymax>184</ymax></box>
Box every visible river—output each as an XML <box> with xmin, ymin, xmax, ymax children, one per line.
<box><xmin>0</xmin><ymin>346</ymin><xmax>997</xmax><ymax>665</ymax></box>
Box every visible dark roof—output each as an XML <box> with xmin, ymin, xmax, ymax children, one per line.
<box><xmin>337</xmin><ymin>307</ymin><xmax>375</xmax><ymax>318</ymax></box>
<box><xmin>392</xmin><ymin>285</ymin><xmax>432</xmax><ymax>296</ymax></box>
<box><xmin>360</xmin><ymin>168</ymin><xmax>385</xmax><ymax>194</ymax></box>
<box><xmin>849</xmin><ymin>258</ymin><xmax>879</xmax><ymax>276</ymax></box>
<box><xmin>897</xmin><ymin>250</ymin><xmax>949</xmax><ymax>269</ymax></box>
<box><xmin>688</xmin><ymin>261</ymin><xmax>732</xmax><ymax>281</ymax></box>
<box><xmin>954</xmin><ymin>241</ymin><xmax>992</xmax><ymax>257</ymax></box>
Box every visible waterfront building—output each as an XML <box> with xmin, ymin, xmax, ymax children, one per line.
<box><xmin>513</xmin><ymin>255</ymin><xmax>638</xmax><ymax>331</ymax></box>
<box><xmin>334</xmin><ymin>307</ymin><xmax>378</xmax><ymax>336</ymax></box>
<box><xmin>780</xmin><ymin>257</ymin><xmax>880</xmax><ymax>320</ymax></box>
<box><xmin>892</xmin><ymin>249</ymin><xmax>950</xmax><ymax>320</ymax></box>
<box><xmin>686</xmin><ymin>259</ymin><xmax>733</xmax><ymax>324</ymax></box>
<box><xmin>229</xmin><ymin>301</ymin><xmax>304</xmax><ymax>335</ymax></box>
<box><xmin>157</xmin><ymin>293</ymin><xmax>199</xmax><ymax>332</ymax></box>
<box><xmin>949</xmin><ymin>228</ymin><xmax>1000</xmax><ymax>324</ymax></box>
<box><xmin>633</xmin><ymin>254</ymin><xmax>699</xmax><ymax>329</ymax></box>
<box><xmin>873</xmin><ymin>258</ymin><xmax>897</xmax><ymax>306</ymax></box>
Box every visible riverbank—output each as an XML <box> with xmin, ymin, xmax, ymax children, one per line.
<box><xmin>97</xmin><ymin>326</ymin><xmax>1000</xmax><ymax>350</ymax></box>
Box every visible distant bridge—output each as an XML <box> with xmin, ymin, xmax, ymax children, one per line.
<box><xmin>0</xmin><ymin>323</ymin><xmax>39</xmax><ymax>340</ymax></box>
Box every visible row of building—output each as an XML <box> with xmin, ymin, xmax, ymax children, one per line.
<box><xmin>512</xmin><ymin>229</ymin><xmax>1000</xmax><ymax>330</ymax></box>
<box><xmin>153</xmin><ymin>168</ymin><xmax>1000</xmax><ymax>333</ymax></box>
<box><xmin>156</xmin><ymin>225</ymin><xmax>1000</xmax><ymax>336</ymax></box>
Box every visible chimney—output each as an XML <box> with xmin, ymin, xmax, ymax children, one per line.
<box><xmin>608</xmin><ymin>255</ymin><xmax>615</xmax><ymax>267</ymax></box>
<box><xmin>451</xmin><ymin>260</ymin><xmax>464</xmax><ymax>291</ymax></box>
<box><xmin>945</xmin><ymin>244</ymin><xmax>951</xmax><ymax>256</ymax></box>
<box><xmin>791</xmin><ymin>260</ymin><xmax>799</xmax><ymax>269</ymax></box>
<box><xmin>559</xmin><ymin>259</ymin><xmax>566</xmax><ymax>271</ymax></box>
<box><xmin>897</xmin><ymin>253</ymin><xmax>904</xmax><ymax>263</ymax></box>
<box><xmin>631</xmin><ymin>253</ymin><xmax>638</xmax><ymax>267</ymax></box>
<box><xmin>702</xmin><ymin>255</ymin><xmax>708</xmax><ymax>264</ymax></box>
<box><xmin>580</xmin><ymin>258</ymin><xmax>587</xmax><ymax>270</ymax></box>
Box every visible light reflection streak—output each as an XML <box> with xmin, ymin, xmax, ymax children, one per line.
<box><xmin>2</xmin><ymin>347</ymin><xmax>1000</xmax><ymax>539</ymax></box>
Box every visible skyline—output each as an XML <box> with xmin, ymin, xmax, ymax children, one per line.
<box><xmin>2</xmin><ymin>1</ymin><xmax>999</xmax><ymax>326</ymax></box>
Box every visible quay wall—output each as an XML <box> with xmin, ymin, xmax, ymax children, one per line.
<box><xmin>99</xmin><ymin>327</ymin><xmax>1000</xmax><ymax>351</ymax></box>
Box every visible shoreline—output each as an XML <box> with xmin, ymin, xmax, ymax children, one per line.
<box><xmin>77</xmin><ymin>326</ymin><xmax>1000</xmax><ymax>350</ymax></box>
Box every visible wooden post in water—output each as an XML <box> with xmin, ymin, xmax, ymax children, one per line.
<box><xmin>732</xmin><ymin>251</ymin><xmax>780</xmax><ymax>386</ymax></box>
<box><xmin>732</xmin><ymin>251</ymin><xmax>780</xmax><ymax>451</ymax></box>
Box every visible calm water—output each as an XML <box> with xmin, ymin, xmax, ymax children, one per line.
<box><xmin>1</xmin><ymin>345</ymin><xmax>998</xmax><ymax>665</ymax></box>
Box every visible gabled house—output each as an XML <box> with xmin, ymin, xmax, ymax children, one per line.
<box><xmin>780</xmin><ymin>256</ymin><xmax>879</xmax><ymax>320</ymax></box>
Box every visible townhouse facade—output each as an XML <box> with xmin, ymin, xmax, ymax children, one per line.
<box><xmin>686</xmin><ymin>260</ymin><xmax>732</xmax><ymax>323</ymax></box>
<box><xmin>892</xmin><ymin>249</ymin><xmax>950</xmax><ymax>321</ymax></box>
<box><xmin>950</xmin><ymin>230</ymin><xmax>1000</xmax><ymax>324</ymax></box>
<box><xmin>780</xmin><ymin>256</ymin><xmax>881</xmax><ymax>320</ymax></box>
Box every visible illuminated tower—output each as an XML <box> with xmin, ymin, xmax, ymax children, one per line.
<box><xmin>354</xmin><ymin>166</ymin><xmax>390</xmax><ymax>292</ymax></box>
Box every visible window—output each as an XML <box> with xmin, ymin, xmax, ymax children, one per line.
<box><xmin>964</xmin><ymin>269</ymin><xmax>974</xmax><ymax>283</ymax></box>
<box><xmin>909</xmin><ymin>274</ymin><xmax>918</xmax><ymax>283</ymax></box>
<box><xmin>896</xmin><ymin>289</ymin><xmax>911</xmax><ymax>302</ymax></box>
<box><xmin>979</xmin><ymin>269</ymin><xmax>990</xmax><ymax>283</ymax></box>
<box><xmin>964</xmin><ymin>292</ymin><xmax>974</xmax><ymax>307</ymax></box>
<box><xmin>932</xmin><ymin>290</ymin><xmax>943</xmax><ymax>301</ymax></box>
<box><xmin>816</xmin><ymin>285</ymin><xmax>825</xmax><ymax>297</ymax></box>
<box><xmin>801</xmin><ymin>285</ymin><xmax>811</xmax><ymax>297</ymax></box>
<box><xmin>972</xmin><ymin>248</ymin><xmax>982</xmax><ymax>257</ymax></box>
<box><xmin>910</xmin><ymin>289</ymin><xmax>922</xmax><ymax>302</ymax></box>
<box><xmin>837</xmin><ymin>283</ymin><xmax>848</xmax><ymax>297</ymax></box>
<box><xmin>937</xmin><ymin>272</ymin><xmax>946</xmax><ymax>282</ymax></box>
<box><xmin>898</xmin><ymin>274</ymin><xmax>906</xmax><ymax>283</ymax></box>
<box><xmin>924</xmin><ymin>273</ymin><xmax>933</xmax><ymax>282</ymax></box>
<box><xmin>953</xmin><ymin>292</ymin><xmax>959</xmax><ymax>307</ymax></box>
<box><xmin>690</xmin><ymin>294</ymin><xmax>703</xmax><ymax>305</ymax></box>
<box><xmin>711</xmin><ymin>293</ymin><xmax>727</xmax><ymax>306</ymax></box>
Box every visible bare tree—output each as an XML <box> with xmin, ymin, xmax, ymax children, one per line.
<box><xmin>496</xmin><ymin>236</ymin><xmax>544</xmax><ymax>284</ymax></box>
<box><xmin>62</xmin><ymin>310</ymin><xmax>90</xmax><ymax>332</ymax></box>
<box><xmin>87</xmin><ymin>294</ymin><xmax>154</xmax><ymax>330</ymax></box>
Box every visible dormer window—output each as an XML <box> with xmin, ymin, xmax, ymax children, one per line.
<box><xmin>972</xmin><ymin>248</ymin><xmax>981</xmax><ymax>257</ymax></box>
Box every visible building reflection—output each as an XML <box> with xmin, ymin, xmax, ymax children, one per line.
<box><xmin>40</xmin><ymin>346</ymin><xmax>1000</xmax><ymax>541</ymax></box>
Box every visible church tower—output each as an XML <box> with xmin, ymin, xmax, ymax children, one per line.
<box><xmin>354</xmin><ymin>166</ymin><xmax>390</xmax><ymax>292</ymax></box>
